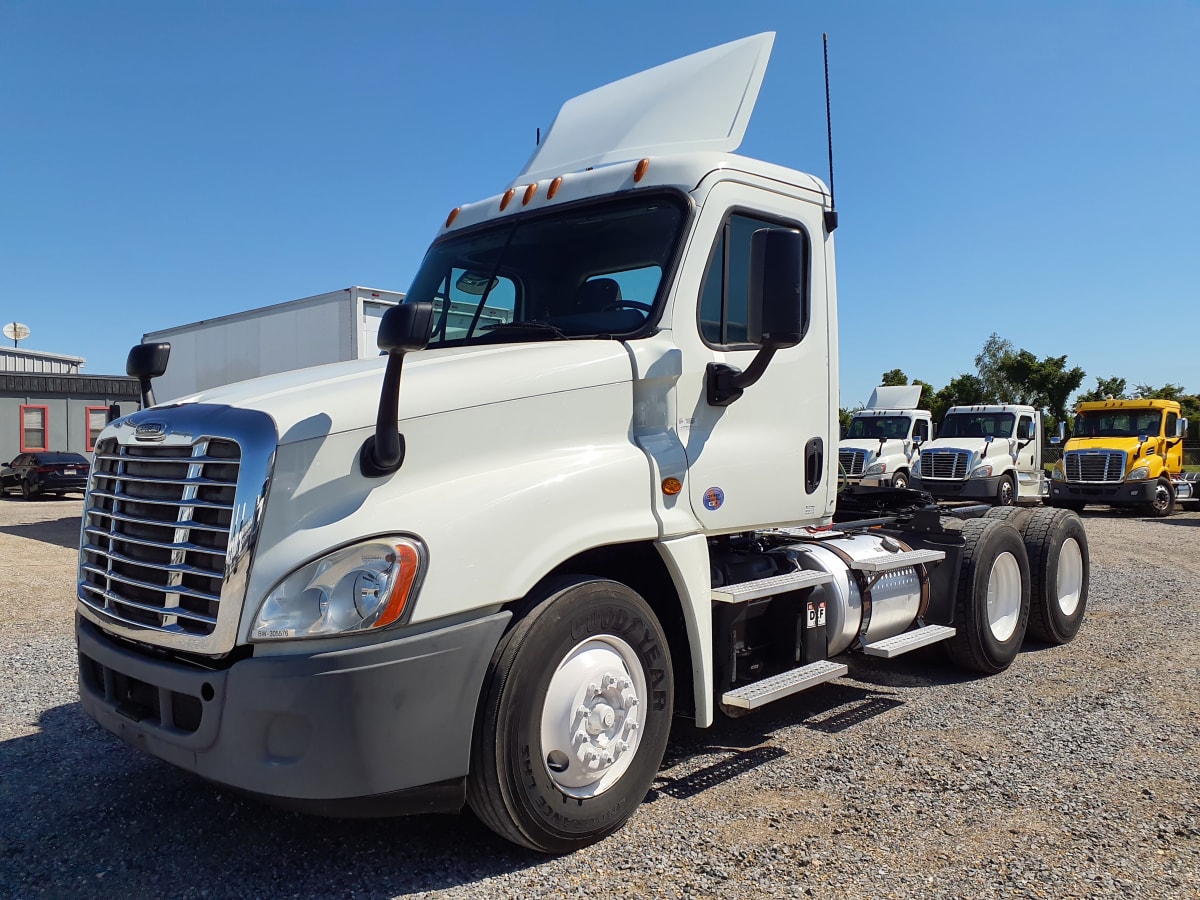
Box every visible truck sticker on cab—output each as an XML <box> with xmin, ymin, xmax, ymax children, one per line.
<box><xmin>703</xmin><ymin>487</ymin><xmax>725</xmax><ymax>510</ymax></box>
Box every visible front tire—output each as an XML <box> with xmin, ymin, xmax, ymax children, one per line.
<box><xmin>944</xmin><ymin>519</ymin><xmax>1030</xmax><ymax>674</ymax></box>
<box><xmin>995</xmin><ymin>474</ymin><xmax>1016</xmax><ymax>507</ymax></box>
<box><xmin>20</xmin><ymin>480</ymin><xmax>34</xmax><ymax>500</ymax></box>
<box><xmin>891</xmin><ymin>470</ymin><xmax>909</xmax><ymax>490</ymax></box>
<box><xmin>467</xmin><ymin>577</ymin><xmax>673</xmax><ymax>853</ymax></box>
<box><xmin>1146</xmin><ymin>478</ymin><xmax>1175</xmax><ymax>517</ymax></box>
<box><xmin>1023</xmin><ymin>508</ymin><xmax>1088</xmax><ymax>645</ymax></box>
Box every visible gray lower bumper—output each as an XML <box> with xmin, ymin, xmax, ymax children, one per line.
<box><xmin>77</xmin><ymin>610</ymin><xmax>511</xmax><ymax>814</ymax></box>
<box><xmin>909</xmin><ymin>474</ymin><xmax>1002</xmax><ymax>500</ymax></box>
<box><xmin>1047</xmin><ymin>480</ymin><xmax>1158</xmax><ymax>507</ymax></box>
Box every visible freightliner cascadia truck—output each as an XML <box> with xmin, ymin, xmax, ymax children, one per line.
<box><xmin>908</xmin><ymin>404</ymin><xmax>1046</xmax><ymax>506</ymax></box>
<box><xmin>75</xmin><ymin>34</ymin><xmax>1090</xmax><ymax>853</ymax></box>
<box><xmin>1047</xmin><ymin>397</ymin><xmax>1195</xmax><ymax>515</ymax></box>
<box><xmin>838</xmin><ymin>385</ymin><xmax>932</xmax><ymax>489</ymax></box>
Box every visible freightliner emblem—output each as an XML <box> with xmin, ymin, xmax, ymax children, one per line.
<box><xmin>134</xmin><ymin>422</ymin><xmax>168</xmax><ymax>441</ymax></box>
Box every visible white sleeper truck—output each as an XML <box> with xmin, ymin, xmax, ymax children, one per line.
<box><xmin>838</xmin><ymin>385</ymin><xmax>932</xmax><ymax>489</ymax></box>
<box><xmin>909</xmin><ymin>404</ymin><xmax>1045</xmax><ymax>506</ymax></box>
<box><xmin>75</xmin><ymin>35</ymin><xmax>1089</xmax><ymax>854</ymax></box>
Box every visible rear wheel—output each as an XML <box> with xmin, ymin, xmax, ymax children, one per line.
<box><xmin>944</xmin><ymin>519</ymin><xmax>1030</xmax><ymax>674</ymax></box>
<box><xmin>468</xmin><ymin>577</ymin><xmax>673</xmax><ymax>853</ymax></box>
<box><xmin>1022</xmin><ymin>508</ymin><xmax>1088</xmax><ymax>644</ymax></box>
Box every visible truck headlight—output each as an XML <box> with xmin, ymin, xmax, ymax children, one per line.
<box><xmin>1126</xmin><ymin>466</ymin><xmax>1150</xmax><ymax>481</ymax></box>
<box><xmin>865</xmin><ymin>462</ymin><xmax>886</xmax><ymax>476</ymax></box>
<box><xmin>251</xmin><ymin>536</ymin><xmax>426</xmax><ymax>641</ymax></box>
<box><xmin>970</xmin><ymin>464</ymin><xmax>993</xmax><ymax>478</ymax></box>
<box><xmin>1051</xmin><ymin>466</ymin><xmax>1064</xmax><ymax>481</ymax></box>
<box><xmin>912</xmin><ymin>458</ymin><xmax>921</xmax><ymax>476</ymax></box>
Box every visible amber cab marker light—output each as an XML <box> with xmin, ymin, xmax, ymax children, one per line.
<box><xmin>547</xmin><ymin>176</ymin><xmax>563</xmax><ymax>199</ymax></box>
<box><xmin>661</xmin><ymin>477</ymin><xmax>683</xmax><ymax>496</ymax></box>
<box><xmin>500</xmin><ymin>188</ymin><xmax>515</xmax><ymax>211</ymax></box>
<box><xmin>633</xmin><ymin>158</ymin><xmax>650</xmax><ymax>183</ymax></box>
<box><xmin>373</xmin><ymin>543</ymin><xmax>421</xmax><ymax>629</ymax></box>
<box><xmin>522</xmin><ymin>183</ymin><xmax>538</xmax><ymax>205</ymax></box>
<box><xmin>445</xmin><ymin>207</ymin><xmax>461</xmax><ymax>228</ymax></box>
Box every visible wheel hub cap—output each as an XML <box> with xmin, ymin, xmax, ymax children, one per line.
<box><xmin>1056</xmin><ymin>538</ymin><xmax>1083</xmax><ymax>616</ymax></box>
<box><xmin>986</xmin><ymin>550</ymin><xmax>1022</xmax><ymax>642</ymax></box>
<box><xmin>541</xmin><ymin>637</ymin><xmax>646</xmax><ymax>798</ymax></box>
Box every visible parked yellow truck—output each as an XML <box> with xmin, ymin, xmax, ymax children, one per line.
<box><xmin>1047</xmin><ymin>398</ymin><xmax>1197</xmax><ymax>515</ymax></box>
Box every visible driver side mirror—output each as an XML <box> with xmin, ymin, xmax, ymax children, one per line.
<box><xmin>1050</xmin><ymin>421</ymin><xmax>1065</xmax><ymax>445</ymax></box>
<box><xmin>1177</xmin><ymin>418</ymin><xmax>1188</xmax><ymax>439</ymax></box>
<box><xmin>126</xmin><ymin>341</ymin><xmax>171</xmax><ymax>409</ymax></box>
<box><xmin>708</xmin><ymin>228</ymin><xmax>807</xmax><ymax>406</ymax></box>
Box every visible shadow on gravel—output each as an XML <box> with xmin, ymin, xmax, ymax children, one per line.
<box><xmin>0</xmin><ymin>514</ymin><xmax>83</xmax><ymax>550</ymax></box>
<box><xmin>0</xmin><ymin>704</ymin><xmax>545</xmax><ymax>899</ymax></box>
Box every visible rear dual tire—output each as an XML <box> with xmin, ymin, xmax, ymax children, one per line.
<box><xmin>945</xmin><ymin>519</ymin><xmax>1030</xmax><ymax>674</ymax></box>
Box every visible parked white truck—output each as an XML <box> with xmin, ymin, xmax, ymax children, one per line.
<box><xmin>838</xmin><ymin>385</ymin><xmax>932</xmax><ymax>489</ymax></box>
<box><xmin>909</xmin><ymin>404</ymin><xmax>1045</xmax><ymax>506</ymax></box>
<box><xmin>75</xmin><ymin>35</ymin><xmax>1089</xmax><ymax>854</ymax></box>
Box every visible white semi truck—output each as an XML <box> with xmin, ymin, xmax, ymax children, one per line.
<box><xmin>75</xmin><ymin>35</ymin><xmax>1089</xmax><ymax>854</ymax></box>
<box><xmin>838</xmin><ymin>385</ymin><xmax>932</xmax><ymax>489</ymax></box>
<box><xmin>909</xmin><ymin>404</ymin><xmax>1046</xmax><ymax>506</ymax></box>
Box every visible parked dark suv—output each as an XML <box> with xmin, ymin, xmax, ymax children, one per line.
<box><xmin>1</xmin><ymin>451</ymin><xmax>91</xmax><ymax>499</ymax></box>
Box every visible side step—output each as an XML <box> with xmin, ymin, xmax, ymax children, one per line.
<box><xmin>711</xmin><ymin>569</ymin><xmax>833</xmax><ymax>604</ymax></box>
<box><xmin>850</xmin><ymin>548</ymin><xmax>945</xmax><ymax>573</ymax></box>
<box><xmin>862</xmin><ymin>624</ymin><xmax>956</xmax><ymax>658</ymax></box>
<box><xmin>721</xmin><ymin>660</ymin><xmax>847</xmax><ymax>710</ymax></box>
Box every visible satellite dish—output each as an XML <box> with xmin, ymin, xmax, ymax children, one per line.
<box><xmin>3</xmin><ymin>322</ymin><xmax>30</xmax><ymax>346</ymax></box>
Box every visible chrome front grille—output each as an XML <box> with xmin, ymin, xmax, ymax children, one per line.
<box><xmin>76</xmin><ymin>405</ymin><xmax>277</xmax><ymax>656</ymax></box>
<box><xmin>1064</xmin><ymin>449</ymin><xmax>1126</xmax><ymax>483</ymax></box>
<box><xmin>920</xmin><ymin>449</ymin><xmax>970</xmax><ymax>480</ymax></box>
<box><xmin>80</xmin><ymin>439</ymin><xmax>239</xmax><ymax>637</ymax></box>
<box><xmin>839</xmin><ymin>449</ymin><xmax>866</xmax><ymax>476</ymax></box>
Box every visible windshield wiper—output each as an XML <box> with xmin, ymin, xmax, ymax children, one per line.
<box><xmin>481</xmin><ymin>320</ymin><xmax>570</xmax><ymax>340</ymax></box>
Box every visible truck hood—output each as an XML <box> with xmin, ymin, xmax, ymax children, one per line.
<box><xmin>1062</xmin><ymin>436</ymin><xmax>1154</xmax><ymax>459</ymax></box>
<box><xmin>164</xmin><ymin>341</ymin><xmax>635</xmax><ymax>444</ymax></box>
<box><xmin>921</xmin><ymin>438</ymin><xmax>1015</xmax><ymax>457</ymax></box>
<box><xmin>839</xmin><ymin>439</ymin><xmax>906</xmax><ymax>455</ymax></box>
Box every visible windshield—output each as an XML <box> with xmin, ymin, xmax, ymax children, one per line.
<box><xmin>939</xmin><ymin>412</ymin><xmax>1015</xmax><ymax>439</ymax></box>
<box><xmin>404</xmin><ymin>193</ymin><xmax>687</xmax><ymax>346</ymax></box>
<box><xmin>1074</xmin><ymin>409</ymin><xmax>1161</xmax><ymax>438</ymax></box>
<box><xmin>846</xmin><ymin>416</ymin><xmax>910</xmax><ymax>440</ymax></box>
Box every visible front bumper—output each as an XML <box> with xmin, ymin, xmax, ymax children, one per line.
<box><xmin>909</xmin><ymin>474</ymin><xmax>1002</xmax><ymax>500</ymax></box>
<box><xmin>77</xmin><ymin>610</ymin><xmax>511</xmax><ymax>815</ymax></box>
<box><xmin>1047</xmin><ymin>480</ymin><xmax>1158</xmax><ymax>507</ymax></box>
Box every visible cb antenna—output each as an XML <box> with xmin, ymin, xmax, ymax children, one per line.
<box><xmin>823</xmin><ymin>33</ymin><xmax>839</xmax><ymax>233</ymax></box>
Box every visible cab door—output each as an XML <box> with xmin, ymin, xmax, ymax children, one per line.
<box><xmin>669</xmin><ymin>181</ymin><xmax>835</xmax><ymax>532</ymax></box>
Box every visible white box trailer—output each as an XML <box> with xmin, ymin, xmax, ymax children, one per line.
<box><xmin>143</xmin><ymin>287</ymin><xmax>404</xmax><ymax>402</ymax></box>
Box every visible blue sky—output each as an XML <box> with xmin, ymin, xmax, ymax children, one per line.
<box><xmin>2</xmin><ymin>1</ymin><xmax>1197</xmax><ymax>409</ymax></box>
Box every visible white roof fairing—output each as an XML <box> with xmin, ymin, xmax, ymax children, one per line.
<box><xmin>513</xmin><ymin>32</ymin><xmax>776</xmax><ymax>186</ymax></box>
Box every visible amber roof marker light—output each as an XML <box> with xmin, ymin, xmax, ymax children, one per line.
<box><xmin>633</xmin><ymin>158</ymin><xmax>650</xmax><ymax>183</ymax></box>
<box><xmin>445</xmin><ymin>207</ymin><xmax>461</xmax><ymax>228</ymax></box>
<box><xmin>500</xmin><ymin>188</ymin><xmax>516</xmax><ymax>211</ymax></box>
<box><xmin>522</xmin><ymin>183</ymin><xmax>538</xmax><ymax>205</ymax></box>
<box><xmin>547</xmin><ymin>176</ymin><xmax>563</xmax><ymax>199</ymax></box>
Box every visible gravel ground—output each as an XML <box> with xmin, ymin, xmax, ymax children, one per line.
<box><xmin>1</xmin><ymin>498</ymin><xmax>1197</xmax><ymax>899</ymax></box>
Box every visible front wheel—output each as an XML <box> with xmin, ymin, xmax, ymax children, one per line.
<box><xmin>890</xmin><ymin>470</ymin><xmax>909</xmax><ymax>490</ymax></box>
<box><xmin>20</xmin><ymin>480</ymin><xmax>34</xmax><ymax>500</ymax></box>
<box><xmin>468</xmin><ymin>577</ymin><xmax>673</xmax><ymax>853</ymax></box>
<box><xmin>1146</xmin><ymin>478</ymin><xmax>1175</xmax><ymax>517</ymax></box>
<box><xmin>995</xmin><ymin>474</ymin><xmax>1016</xmax><ymax>507</ymax></box>
<box><xmin>944</xmin><ymin>519</ymin><xmax>1031</xmax><ymax>674</ymax></box>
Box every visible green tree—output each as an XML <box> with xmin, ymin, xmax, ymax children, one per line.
<box><xmin>880</xmin><ymin>368</ymin><xmax>908</xmax><ymax>386</ymax></box>
<box><xmin>973</xmin><ymin>333</ymin><xmax>1015</xmax><ymax>403</ymax></box>
<box><xmin>931</xmin><ymin>373</ymin><xmax>988</xmax><ymax>422</ymax></box>
<box><xmin>1076</xmin><ymin>376</ymin><xmax>1127</xmax><ymax>404</ymax></box>
<box><xmin>995</xmin><ymin>349</ymin><xmax>1085</xmax><ymax>423</ymax></box>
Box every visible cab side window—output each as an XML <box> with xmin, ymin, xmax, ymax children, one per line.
<box><xmin>1017</xmin><ymin>415</ymin><xmax>1033</xmax><ymax>441</ymax></box>
<box><xmin>1166</xmin><ymin>412</ymin><xmax>1178</xmax><ymax>437</ymax></box>
<box><xmin>912</xmin><ymin>420</ymin><xmax>930</xmax><ymax>442</ymax></box>
<box><xmin>699</xmin><ymin>213</ymin><xmax>808</xmax><ymax>347</ymax></box>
